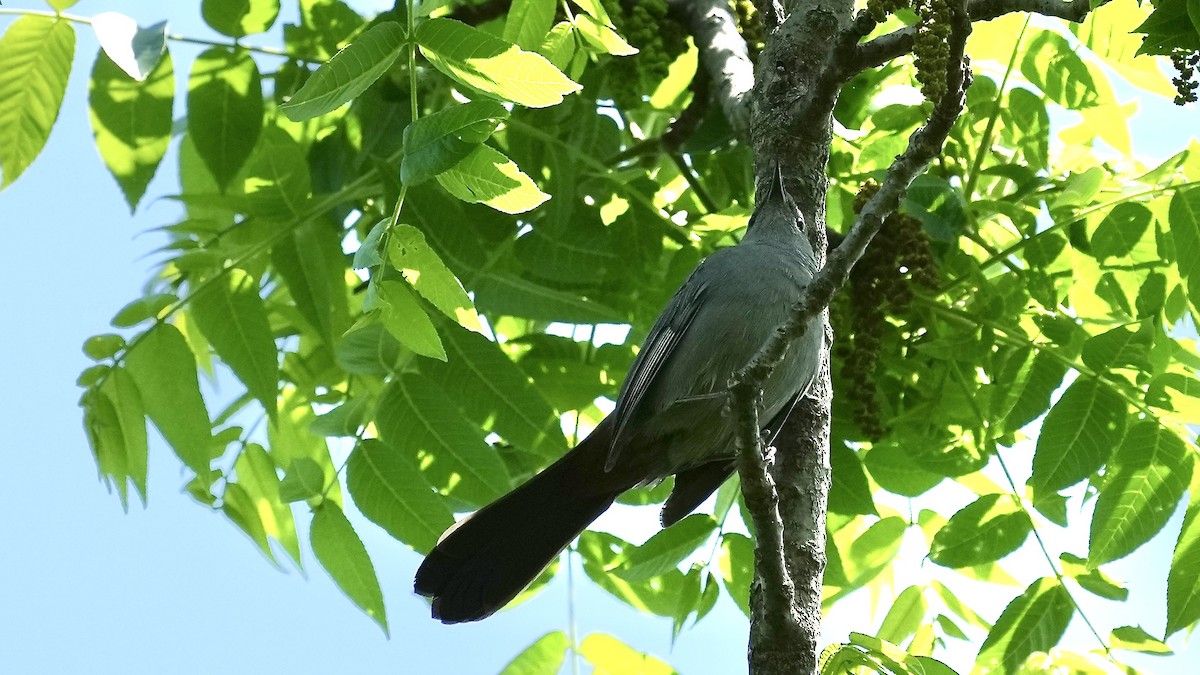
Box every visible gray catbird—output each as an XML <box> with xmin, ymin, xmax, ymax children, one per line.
<box><xmin>414</xmin><ymin>165</ymin><xmax>823</xmax><ymax>623</ymax></box>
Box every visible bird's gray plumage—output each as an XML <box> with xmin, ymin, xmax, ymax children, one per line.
<box><xmin>605</xmin><ymin>166</ymin><xmax>822</xmax><ymax>478</ymax></box>
<box><xmin>415</xmin><ymin>164</ymin><xmax>825</xmax><ymax>623</ymax></box>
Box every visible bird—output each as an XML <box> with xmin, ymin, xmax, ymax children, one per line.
<box><xmin>414</xmin><ymin>164</ymin><xmax>824</xmax><ymax>623</ymax></box>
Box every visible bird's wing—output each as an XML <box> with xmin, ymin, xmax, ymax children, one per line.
<box><xmin>605</xmin><ymin>271</ymin><xmax>710</xmax><ymax>471</ymax></box>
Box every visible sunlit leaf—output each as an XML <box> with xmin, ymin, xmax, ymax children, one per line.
<box><xmin>930</xmin><ymin>494</ymin><xmax>1032</xmax><ymax>568</ymax></box>
<box><xmin>499</xmin><ymin>631</ymin><xmax>570</xmax><ymax>674</ymax></box>
<box><xmin>617</xmin><ymin>515</ymin><xmax>716</xmax><ymax>582</ymax></box>
<box><xmin>416</xmin><ymin>18</ymin><xmax>581</xmax><ymax>108</ymax></box>
<box><xmin>310</xmin><ymin>502</ymin><xmax>389</xmax><ymax>634</ymax></box>
<box><xmin>401</xmin><ymin>100</ymin><xmax>509</xmax><ymax>185</ymax></box>
<box><xmin>346</xmin><ymin>439</ymin><xmax>453</xmax><ymax>553</ymax></box>
<box><xmin>0</xmin><ymin>16</ymin><xmax>74</xmax><ymax>187</ymax></box>
<box><xmin>1030</xmin><ymin>376</ymin><xmax>1127</xmax><ymax>492</ymax></box>
<box><xmin>579</xmin><ymin>633</ymin><xmax>675</xmax><ymax>675</ymax></box>
<box><xmin>974</xmin><ymin>578</ymin><xmax>1073</xmax><ymax>674</ymax></box>
<box><xmin>436</xmin><ymin>144</ymin><xmax>550</xmax><ymax>214</ymax></box>
<box><xmin>375</xmin><ymin>373</ymin><xmax>510</xmax><ymax>506</ymax></box>
<box><xmin>202</xmin><ymin>0</ymin><xmax>281</xmax><ymax>38</ymax></box>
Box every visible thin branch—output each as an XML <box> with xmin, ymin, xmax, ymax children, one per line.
<box><xmin>666</xmin><ymin>0</ymin><xmax>755</xmax><ymax>136</ymax></box>
<box><xmin>730</xmin><ymin>378</ymin><xmax>800</xmax><ymax>638</ymax></box>
<box><xmin>849</xmin><ymin>0</ymin><xmax>1092</xmax><ymax>72</ymax></box>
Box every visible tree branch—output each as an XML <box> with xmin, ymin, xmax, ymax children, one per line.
<box><xmin>850</xmin><ymin>0</ymin><xmax>1091</xmax><ymax>72</ymax></box>
<box><xmin>731</xmin><ymin>6</ymin><xmax>971</xmax><ymax>667</ymax></box>
<box><xmin>730</xmin><ymin>376</ymin><xmax>801</xmax><ymax>639</ymax></box>
<box><xmin>667</xmin><ymin>0</ymin><xmax>756</xmax><ymax>136</ymax></box>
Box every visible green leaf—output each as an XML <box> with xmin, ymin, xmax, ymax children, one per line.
<box><xmin>930</xmin><ymin>494</ymin><xmax>1032</xmax><ymax>568</ymax></box>
<box><xmin>401</xmin><ymin>100</ymin><xmax>509</xmax><ymax>186</ymax></box>
<box><xmin>111</xmin><ymin>293</ymin><xmax>177</xmax><ymax>327</ymax></box>
<box><xmin>1031</xmin><ymin>376</ymin><xmax>1127</xmax><ymax>492</ymax></box>
<box><xmin>1111</xmin><ymin>625</ymin><xmax>1173</xmax><ymax>654</ymax></box>
<box><xmin>579</xmin><ymin>633</ymin><xmax>675</xmax><ymax>675</ymax></box>
<box><xmin>310</xmin><ymin>502</ymin><xmax>389</xmax><ymax>634</ymax></box>
<box><xmin>416</xmin><ymin>18</ymin><xmax>581</xmax><ymax>108</ymax></box>
<box><xmin>375</xmin><ymin>373</ymin><xmax>510</xmax><ymax>506</ymax></box>
<box><xmin>336</xmin><ymin>320</ymin><xmax>405</xmax><ymax>376</ymax></box>
<box><xmin>0</xmin><ymin>16</ymin><xmax>74</xmax><ymax>187</ymax></box>
<box><xmin>715</xmin><ymin>530</ymin><xmax>744</xmax><ymax>614</ymax></box>
<box><xmin>579</xmin><ymin>530</ymin><xmax>690</xmax><ymax>617</ymax></box>
<box><xmin>499</xmin><ymin>631</ymin><xmax>570</xmax><ymax>674</ymax></box>
<box><xmin>280</xmin><ymin>21</ymin><xmax>404</xmax><ymax>121</ymax></box>
<box><xmin>345</xmin><ymin>439</ymin><xmax>453</xmax><ymax>553</ymax></box>
<box><xmin>572</xmin><ymin>13</ymin><xmax>638</xmax><ymax>57</ymax></box>
<box><xmin>829</xmin><ymin>444</ymin><xmax>878</xmax><ymax>516</ymax></box>
<box><xmin>125</xmin><ymin>323</ymin><xmax>213</xmax><ymax>474</ymax></box>
<box><xmin>1167</xmin><ymin>470</ymin><xmax>1200</xmax><ymax>636</ymax></box>
<box><xmin>1090</xmin><ymin>422</ymin><xmax>1191</xmax><ymax>566</ymax></box>
<box><xmin>503</xmin><ymin>0</ymin><xmax>557</xmax><ymax>50</ymax></box>
<box><xmin>1081</xmin><ymin>325</ymin><xmax>1152</xmax><ymax>373</ymax></box>
<box><xmin>222</xmin><ymin>482</ymin><xmax>273</xmax><ymax>559</ymax></box>
<box><xmin>436</xmin><ymin>144</ymin><xmax>550</xmax><ymax>214</ymax></box>
<box><xmin>865</xmin><ymin>441</ymin><xmax>943</xmax><ymax>496</ymax></box>
<box><xmin>1020</xmin><ymin>30</ymin><xmax>1098</xmax><ymax>110</ymax></box>
<box><xmin>374</xmin><ymin>280</ymin><xmax>447</xmax><ymax>361</ymax></box>
<box><xmin>1170</xmin><ymin>189</ymin><xmax>1200</xmax><ymax>311</ymax></box>
<box><xmin>473</xmin><ymin>272</ymin><xmax>625</xmax><ymax>323</ymax></box>
<box><xmin>83</xmin><ymin>367</ymin><xmax>148</xmax><ymax>507</ymax></box>
<box><xmin>1136</xmin><ymin>0</ymin><xmax>1200</xmax><ymax>55</ymax></box>
<box><xmin>877</xmin><ymin>585</ymin><xmax>928</xmax><ymax>646</ymax></box>
<box><xmin>187</xmin><ymin>47</ymin><xmax>263</xmax><ymax>191</ymax></box>
<box><xmin>841</xmin><ymin>516</ymin><xmax>907</xmax><ymax>588</ymax></box>
<box><xmin>242</xmin><ymin>124</ymin><xmax>311</xmax><ymax>217</ymax></box>
<box><xmin>190</xmin><ymin>268</ymin><xmax>279</xmax><ymax>414</ymax></box>
<box><xmin>310</xmin><ymin>395</ymin><xmax>372</xmax><ymax>438</ymax></box>
<box><xmin>83</xmin><ymin>334</ymin><xmax>126</xmax><ymax>361</ymax></box>
<box><xmin>88</xmin><ymin>48</ymin><xmax>173</xmax><ymax>211</ymax></box>
<box><xmin>419</xmin><ymin>326</ymin><xmax>568</xmax><ymax>459</ymax></box>
<box><xmin>974</xmin><ymin>578</ymin><xmax>1074</xmax><ymax>674</ymax></box>
<box><xmin>268</xmin><ymin>388</ymin><xmax>341</xmax><ymax>505</ymax></box>
<box><xmin>386</xmin><ymin>224</ymin><xmax>477</xmax><ymax>325</ymax></box>
<box><xmin>1093</xmin><ymin>202</ymin><xmax>1152</xmax><ymax>261</ymax></box>
<box><xmin>47</xmin><ymin>0</ymin><xmax>80</xmax><ymax>9</ymax></box>
<box><xmin>234</xmin><ymin>443</ymin><xmax>301</xmax><ymax>565</ymax></box>
<box><xmin>271</xmin><ymin>220</ymin><xmax>351</xmax><ymax>346</ymax></box>
<box><xmin>1059</xmin><ymin>552</ymin><xmax>1128</xmax><ymax>601</ymax></box>
<box><xmin>617</xmin><ymin>515</ymin><xmax>716</xmax><ymax>581</ymax></box>
<box><xmin>89</xmin><ymin>13</ymin><xmax>167</xmax><ymax>81</ymax></box>
<box><xmin>202</xmin><ymin>0</ymin><xmax>281</xmax><ymax>38</ymax></box>
<box><xmin>279</xmin><ymin>458</ymin><xmax>326</xmax><ymax>503</ymax></box>
<box><xmin>671</xmin><ymin>566</ymin><xmax>703</xmax><ymax>641</ymax></box>
<box><xmin>1000</xmin><ymin>352</ymin><xmax>1069</xmax><ymax>433</ymax></box>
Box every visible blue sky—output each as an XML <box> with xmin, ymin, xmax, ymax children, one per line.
<box><xmin>1</xmin><ymin>1</ymin><xmax>1198</xmax><ymax>673</ymax></box>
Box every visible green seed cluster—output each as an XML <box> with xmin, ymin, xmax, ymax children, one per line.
<box><xmin>1170</xmin><ymin>49</ymin><xmax>1199</xmax><ymax>105</ymax></box>
<box><xmin>865</xmin><ymin>0</ymin><xmax>911</xmax><ymax>23</ymax></box>
<box><xmin>835</xmin><ymin>181</ymin><xmax>938</xmax><ymax>440</ymax></box>
<box><xmin>600</xmin><ymin>0</ymin><xmax>689</xmax><ymax>108</ymax></box>
<box><xmin>912</xmin><ymin>0</ymin><xmax>954</xmax><ymax>103</ymax></box>
<box><xmin>731</xmin><ymin>0</ymin><xmax>764</xmax><ymax>59</ymax></box>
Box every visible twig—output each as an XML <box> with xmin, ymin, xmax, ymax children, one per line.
<box><xmin>850</xmin><ymin>0</ymin><xmax>1092</xmax><ymax>72</ymax></box>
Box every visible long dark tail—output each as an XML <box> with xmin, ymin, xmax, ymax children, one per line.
<box><xmin>414</xmin><ymin>418</ymin><xmax>629</xmax><ymax>623</ymax></box>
